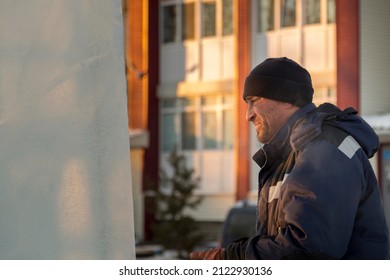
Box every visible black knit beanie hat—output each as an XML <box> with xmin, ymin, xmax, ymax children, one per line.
<box><xmin>243</xmin><ymin>57</ymin><xmax>313</xmax><ymax>107</ymax></box>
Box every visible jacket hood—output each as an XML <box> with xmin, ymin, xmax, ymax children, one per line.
<box><xmin>291</xmin><ymin>103</ymin><xmax>379</xmax><ymax>158</ymax></box>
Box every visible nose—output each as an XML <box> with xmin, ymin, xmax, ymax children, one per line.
<box><xmin>246</xmin><ymin>103</ymin><xmax>255</xmax><ymax>122</ymax></box>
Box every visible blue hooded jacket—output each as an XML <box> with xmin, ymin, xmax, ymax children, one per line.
<box><xmin>224</xmin><ymin>103</ymin><xmax>389</xmax><ymax>259</ymax></box>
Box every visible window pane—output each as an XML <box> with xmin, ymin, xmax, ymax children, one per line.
<box><xmin>163</xmin><ymin>5</ymin><xmax>177</xmax><ymax>43</ymax></box>
<box><xmin>258</xmin><ymin>0</ymin><xmax>274</xmax><ymax>33</ymax></box>
<box><xmin>202</xmin><ymin>1</ymin><xmax>216</xmax><ymax>37</ymax></box>
<box><xmin>182</xmin><ymin>2</ymin><xmax>195</xmax><ymax>40</ymax></box>
<box><xmin>183</xmin><ymin>97</ymin><xmax>196</xmax><ymax>107</ymax></box>
<box><xmin>162</xmin><ymin>98</ymin><xmax>177</xmax><ymax>109</ymax></box>
<box><xmin>305</xmin><ymin>0</ymin><xmax>321</xmax><ymax>25</ymax></box>
<box><xmin>222</xmin><ymin>0</ymin><xmax>233</xmax><ymax>36</ymax></box>
<box><xmin>281</xmin><ymin>0</ymin><xmax>296</xmax><ymax>27</ymax></box>
<box><xmin>202</xmin><ymin>112</ymin><xmax>218</xmax><ymax>149</ymax></box>
<box><xmin>162</xmin><ymin>113</ymin><xmax>177</xmax><ymax>151</ymax></box>
<box><xmin>223</xmin><ymin>109</ymin><xmax>233</xmax><ymax>149</ymax></box>
<box><xmin>182</xmin><ymin>112</ymin><xmax>196</xmax><ymax>150</ymax></box>
<box><xmin>327</xmin><ymin>0</ymin><xmax>336</xmax><ymax>23</ymax></box>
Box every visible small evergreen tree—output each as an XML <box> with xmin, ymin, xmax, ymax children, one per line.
<box><xmin>149</xmin><ymin>148</ymin><xmax>204</xmax><ymax>259</ymax></box>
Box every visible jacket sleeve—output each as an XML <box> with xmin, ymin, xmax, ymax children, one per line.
<box><xmin>242</xmin><ymin>136</ymin><xmax>370</xmax><ymax>259</ymax></box>
<box><xmin>221</xmin><ymin>238</ymin><xmax>248</xmax><ymax>259</ymax></box>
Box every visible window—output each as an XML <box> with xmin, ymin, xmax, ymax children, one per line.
<box><xmin>202</xmin><ymin>111</ymin><xmax>218</xmax><ymax>148</ymax></box>
<box><xmin>161</xmin><ymin>95</ymin><xmax>234</xmax><ymax>152</ymax></box>
<box><xmin>162</xmin><ymin>113</ymin><xmax>177</xmax><ymax>151</ymax></box>
<box><xmin>305</xmin><ymin>0</ymin><xmax>321</xmax><ymax>25</ymax></box>
<box><xmin>280</xmin><ymin>0</ymin><xmax>296</xmax><ymax>28</ymax></box>
<box><xmin>161</xmin><ymin>0</ymin><xmax>233</xmax><ymax>43</ymax></box>
<box><xmin>222</xmin><ymin>95</ymin><xmax>233</xmax><ymax>149</ymax></box>
<box><xmin>182</xmin><ymin>2</ymin><xmax>195</xmax><ymax>40</ymax></box>
<box><xmin>222</xmin><ymin>0</ymin><xmax>233</xmax><ymax>35</ymax></box>
<box><xmin>182</xmin><ymin>111</ymin><xmax>196</xmax><ymax>150</ymax></box>
<box><xmin>162</xmin><ymin>5</ymin><xmax>177</xmax><ymax>43</ymax></box>
<box><xmin>257</xmin><ymin>0</ymin><xmax>274</xmax><ymax>33</ymax></box>
<box><xmin>202</xmin><ymin>1</ymin><xmax>216</xmax><ymax>37</ymax></box>
<box><xmin>327</xmin><ymin>0</ymin><xmax>336</xmax><ymax>23</ymax></box>
<box><xmin>201</xmin><ymin>96</ymin><xmax>218</xmax><ymax>149</ymax></box>
<box><xmin>312</xmin><ymin>87</ymin><xmax>336</xmax><ymax>106</ymax></box>
<box><xmin>161</xmin><ymin>99</ymin><xmax>179</xmax><ymax>151</ymax></box>
<box><xmin>256</xmin><ymin>0</ymin><xmax>335</xmax><ymax>31</ymax></box>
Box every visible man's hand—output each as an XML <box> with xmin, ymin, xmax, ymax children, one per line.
<box><xmin>190</xmin><ymin>248</ymin><xmax>225</xmax><ymax>260</ymax></box>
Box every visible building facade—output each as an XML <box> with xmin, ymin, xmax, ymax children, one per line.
<box><xmin>125</xmin><ymin>0</ymin><xmax>390</xmax><ymax>242</ymax></box>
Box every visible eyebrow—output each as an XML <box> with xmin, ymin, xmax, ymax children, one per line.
<box><xmin>245</xmin><ymin>96</ymin><xmax>255</xmax><ymax>102</ymax></box>
<box><xmin>246</xmin><ymin>96</ymin><xmax>262</xmax><ymax>103</ymax></box>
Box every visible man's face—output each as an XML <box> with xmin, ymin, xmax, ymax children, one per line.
<box><xmin>245</xmin><ymin>96</ymin><xmax>295</xmax><ymax>144</ymax></box>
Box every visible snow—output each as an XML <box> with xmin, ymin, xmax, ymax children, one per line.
<box><xmin>363</xmin><ymin>114</ymin><xmax>390</xmax><ymax>133</ymax></box>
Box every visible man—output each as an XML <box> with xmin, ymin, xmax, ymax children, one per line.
<box><xmin>190</xmin><ymin>57</ymin><xmax>389</xmax><ymax>259</ymax></box>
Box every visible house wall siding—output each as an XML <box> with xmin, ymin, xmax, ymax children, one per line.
<box><xmin>360</xmin><ymin>0</ymin><xmax>390</xmax><ymax>115</ymax></box>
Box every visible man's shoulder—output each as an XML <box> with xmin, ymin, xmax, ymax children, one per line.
<box><xmin>290</xmin><ymin>103</ymin><xmax>353</xmax><ymax>152</ymax></box>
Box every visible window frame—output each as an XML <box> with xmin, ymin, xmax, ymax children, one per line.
<box><xmin>160</xmin><ymin>94</ymin><xmax>234</xmax><ymax>153</ymax></box>
<box><xmin>255</xmin><ymin>0</ymin><xmax>336</xmax><ymax>34</ymax></box>
<box><xmin>160</xmin><ymin>0</ymin><xmax>234</xmax><ymax>44</ymax></box>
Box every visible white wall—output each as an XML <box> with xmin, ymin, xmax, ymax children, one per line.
<box><xmin>0</xmin><ymin>0</ymin><xmax>135</xmax><ymax>259</ymax></box>
<box><xmin>360</xmin><ymin>0</ymin><xmax>390</xmax><ymax>115</ymax></box>
<box><xmin>360</xmin><ymin>0</ymin><xmax>390</xmax><ymax>230</ymax></box>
